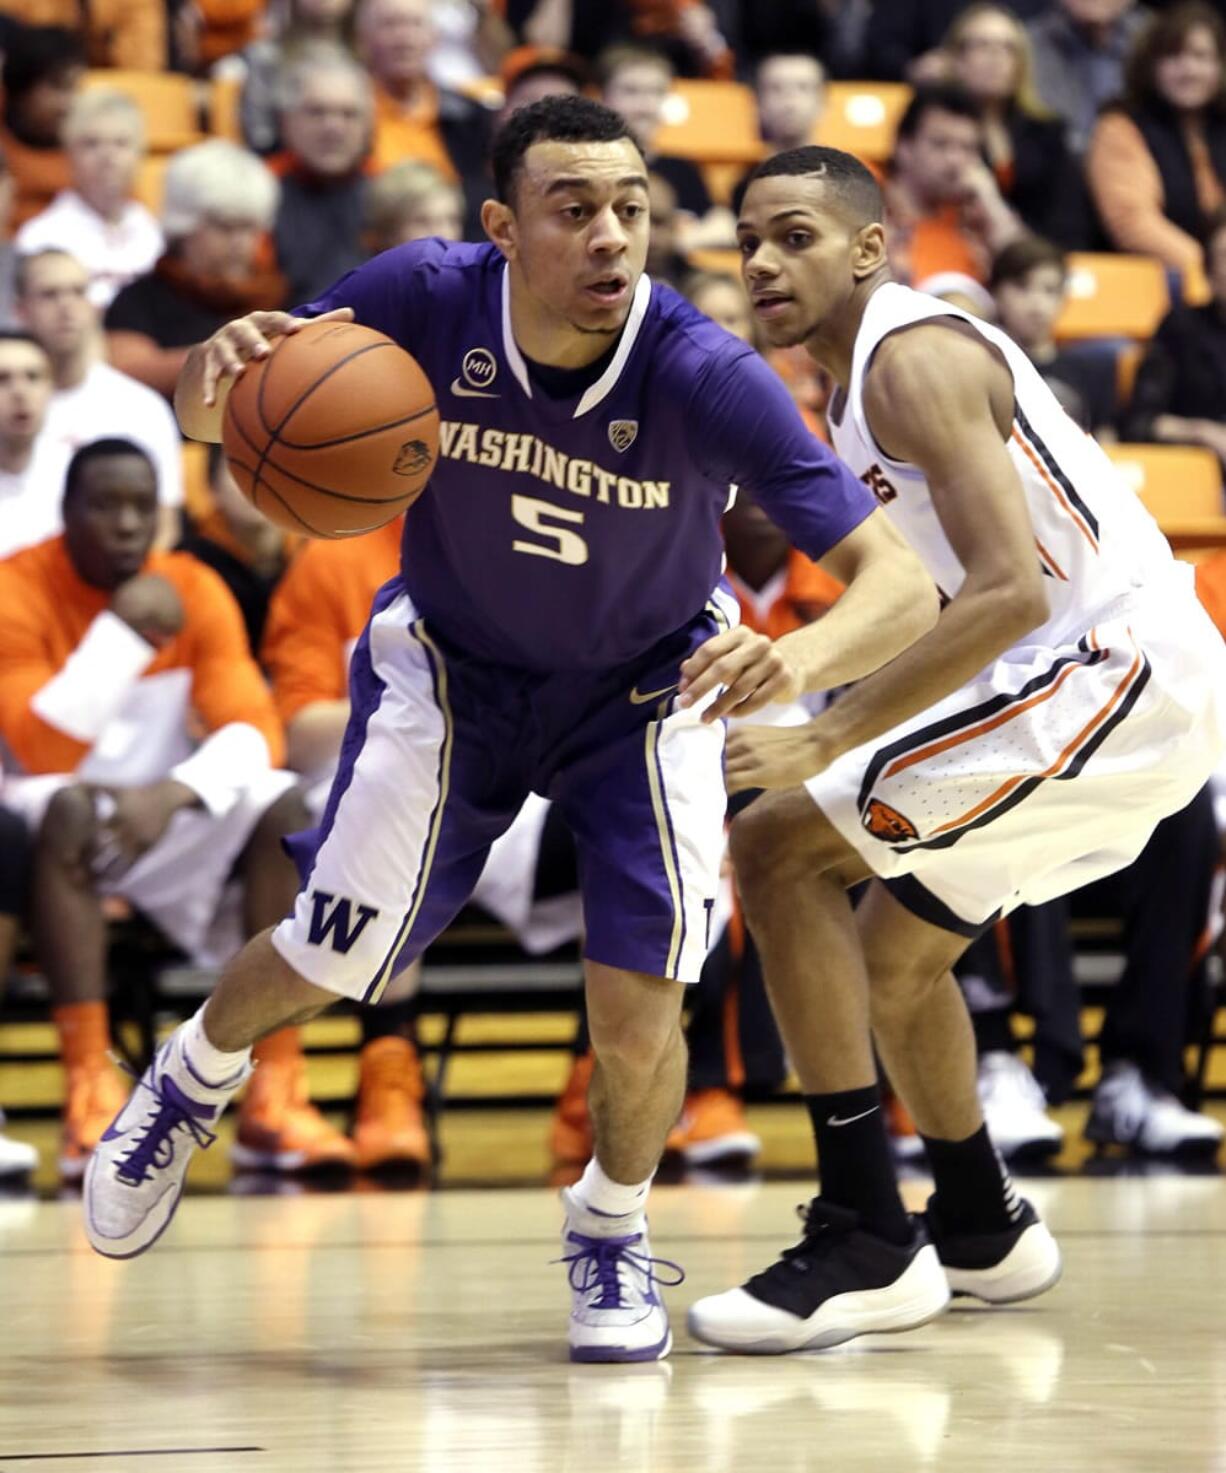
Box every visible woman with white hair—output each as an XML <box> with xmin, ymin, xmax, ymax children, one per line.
<box><xmin>104</xmin><ymin>139</ymin><xmax>283</xmax><ymax>400</ymax></box>
<box><xmin>16</xmin><ymin>89</ymin><xmax>163</xmax><ymax>309</ymax></box>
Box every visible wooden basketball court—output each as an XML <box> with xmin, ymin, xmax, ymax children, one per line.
<box><xmin>1</xmin><ymin>1173</ymin><xmax>1223</xmax><ymax>1470</ymax></box>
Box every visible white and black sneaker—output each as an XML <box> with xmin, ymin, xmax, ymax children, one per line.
<box><xmin>922</xmin><ymin>1196</ymin><xmax>1062</xmax><ymax>1304</ymax></box>
<box><xmin>686</xmin><ymin>1199</ymin><xmax>950</xmax><ymax>1354</ymax></box>
<box><xmin>1086</xmin><ymin>1063</ymin><xmax>1223</xmax><ymax>1157</ymax></box>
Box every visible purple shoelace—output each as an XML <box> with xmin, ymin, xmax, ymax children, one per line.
<box><xmin>114</xmin><ymin>1073</ymin><xmax>217</xmax><ymax>1187</ymax></box>
<box><xmin>557</xmin><ymin>1231</ymin><xmax>685</xmax><ymax>1308</ymax></box>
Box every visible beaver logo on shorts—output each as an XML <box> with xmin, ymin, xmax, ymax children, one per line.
<box><xmin>863</xmin><ymin>799</ymin><xmax>919</xmax><ymax>843</ymax></box>
<box><xmin>393</xmin><ymin>440</ymin><xmax>433</xmax><ymax>477</ymax></box>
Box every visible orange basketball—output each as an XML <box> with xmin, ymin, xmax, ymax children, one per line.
<box><xmin>222</xmin><ymin>319</ymin><xmax>439</xmax><ymax>538</ymax></box>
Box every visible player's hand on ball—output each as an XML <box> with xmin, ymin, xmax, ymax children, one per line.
<box><xmin>200</xmin><ymin>305</ymin><xmax>355</xmax><ymax>405</ymax></box>
<box><xmin>678</xmin><ymin>627</ymin><xmax>802</xmax><ymax>722</ymax></box>
<box><xmin>725</xmin><ymin>724</ymin><xmax>829</xmax><ymax>792</ymax></box>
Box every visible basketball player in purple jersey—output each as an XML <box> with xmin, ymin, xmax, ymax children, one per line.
<box><xmin>84</xmin><ymin>99</ymin><xmax>938</xmax><ymax>1363</ymax></box>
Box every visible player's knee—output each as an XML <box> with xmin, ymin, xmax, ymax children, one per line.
<box><xmin>870</xmin><ymin>957</ymin><xmax>947</xmax><ymax>1023</ymax></box>
<box><xmin>38</xmin><ymin>785</ymin><xmax>97</xmax><ymax>864</ymax></box>
<box><xmin>590</xmin><ymin>1011</ymin><xmax>680</xmax><ymax>1078</ymax></box>
<box><xmin>730</xmin><ymin>793</ymin><xmax>837</xmax><ymax>903</ymax></box>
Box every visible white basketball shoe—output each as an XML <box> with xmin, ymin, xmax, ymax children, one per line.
<box><xmin>559</xmin><ymin>1187</ymin><xmax>683</xmax><ymax>1363</ymax></box>
<box><xmin>84</xmin><ymin>1031</ymin><xmax>250</xmax><ymax>1259</ymax></box>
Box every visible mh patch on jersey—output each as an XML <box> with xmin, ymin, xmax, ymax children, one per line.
<box><xmin>608</xmin><ymin>419</ymin><xmax>639</xmax><ymax>453</ymax></box>
<box><xmin>863</xmin><ymin>798</ymin><xmax>918</xmax><ymax>843</ymax></box>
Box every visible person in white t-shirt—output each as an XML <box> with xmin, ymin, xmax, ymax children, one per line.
<box><xmin>18</xmin><ymin>248</ymin><xmax>183</xmax><ymax>548</ymax></box>
<box><xmin>0</xmin><ymin>331</ymin><xmax>63</xmax><ymax>561</ymax></box>
<box><xmin>14</xmin><ymin>90</ymin><xmax>163</xmax><ymax>312</ymax></box>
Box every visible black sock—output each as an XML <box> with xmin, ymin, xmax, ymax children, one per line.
<box><xmin>805</xmin><ymin>1086</ymin><xmax>911</xmax><ymax>1245</ymax></box>
<box><xmin>922</xmin><ymin>1124</ymin><xmax>1019</xmax><ymax>1234</ymax></box>
<box><xmin>361</xmin><ymin>998</ymin><xmax>418</xmax><ymax>1044</ymax></box>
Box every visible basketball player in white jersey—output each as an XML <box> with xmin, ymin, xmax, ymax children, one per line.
<box><xmin>679</xmin><ymin>147</ymin><xmax>1226</xmax><ymax>1353</ymax></box>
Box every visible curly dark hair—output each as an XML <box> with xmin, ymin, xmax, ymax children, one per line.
<box><xmin>491</xmin><ymin>94</ymin><xmax>640</xmax><ymax>204</ymax></box>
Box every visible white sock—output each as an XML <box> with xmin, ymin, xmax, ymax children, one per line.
<box><xmin>175</xmin><ymin>1007</ymin><xmax>251</xmax><ymax>1090</ymax></box>
<box><xmin>572</xmin><ymin>1157</ymin><xmax>653</xmax><ymax>1219</ymax></box>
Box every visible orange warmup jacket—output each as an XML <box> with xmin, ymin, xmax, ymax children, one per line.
<box><xmin>0</xmin><ymin>537</ymin><xmax>283</xmax><ymax>790</ymax></box>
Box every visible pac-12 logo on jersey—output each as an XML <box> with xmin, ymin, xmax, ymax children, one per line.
<box><xmin>451</xmin><ymin>347</ymin><xmax>499</xmax><ymax>399</ymax></box>
<box><xmin>306</xmin><ymin>891</ymin><xmax>380</xmax><ymax>953</ymax></box>
<box><xmin>862</xmin><ymin>463</ymin><xmax>898</xmax><ymax>506</ymax></box>
<box><xmin>608</xmin><ymin>419</ymin><xmax>639</xmax><ymax>453</ymax></box>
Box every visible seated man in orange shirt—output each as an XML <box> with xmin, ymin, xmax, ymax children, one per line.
<box><xmin>0</xmin><ymin>438</ymin><xmax>355</xmax><ymax>1180</ymax></box>
<box><xmin>356</xmin><ymin>0</ymin><xmax>493</xmax><ymax>240</ymax></box>
<box><xmin>883</xmin><ymin>82</ymin><xmax>1024</xmax><ymax>287</ymax></box>
<box><xmin>263</xmin><ymin>513</ymin><xmax>583</xmax><ymax>1171</ymax></box>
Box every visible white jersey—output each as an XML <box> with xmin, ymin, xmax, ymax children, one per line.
<box><xmin>829</xmin><ymin>282</ymin><xmax>1176</xmax><ymax>646</ymax></box>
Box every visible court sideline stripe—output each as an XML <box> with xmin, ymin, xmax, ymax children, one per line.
<box><xmin>0</xmin><ymin>1448</ymin><xmax>263</xmax><ymax>1461</ymax></box>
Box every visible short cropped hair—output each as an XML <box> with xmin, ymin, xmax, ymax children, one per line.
<box><xmin>989</xmin><ymin>235</ymin><xmax>1067</xmax><ymax>291</ymax></box>
<box><xmin>2</xmin><ymin>25</ymin><xmax>84</xmax><ymax>100</ymax></box>
<box><xmin>363</xmin><ymin>160</ymin><xmax>463</xmax><ymax>236</ymax></box>
<box><xmin>162</xmin><ymin>140</ymin><xmax>279</xmax><ymax>239</ymax></box>
<box><xmin>63</xmin><ymin>88</ymin><xmax>146</xmax><ymax>149</ymax></box>
<box><xmin>491</xmin><ymin>94</ymin><xmax>639</xmax><ymax>203</ymax></box>
<box><xmin>13</xmin><ymin>246</ymin><xmax>84</xmax><ymax>299</ymax></box>
<box><xmin>895</xmin><ymin>82</ymin><xmax>982</xmax><ymax>144</ymax></box>
<box><xmin>64</xmin><ymin>437</ymin><xmax>154</xmax><ymax>502</ymax></box>
<box><xmin>0</xmin><ymin>328</ymin><xmax>50</xmax><ymax>357</ymax></box>
<box><xmin>743</xmin><ymin>145</ymin><xmax>883</xmax><ymax>226</ymax></box>
<box><xmin>276</xmin><ymin>42</ymin><xmax>373</xmax><ymax>115</ymax></box>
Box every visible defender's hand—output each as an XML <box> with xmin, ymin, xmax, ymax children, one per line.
<box><xmin>200</xmin><ymin>306</ymin><xmax>355</xmax><ymax>406</ymax></box>
<box><xmin>725</xmin><ymin>724</ymin><xmax>830</xmax><ymax>792</ymax></box>
<box><xmin>679</xmin><ymin>627</ymin><xmax>803</xmax><ymax>723</ymax></box>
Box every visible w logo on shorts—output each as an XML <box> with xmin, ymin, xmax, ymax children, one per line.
<box><xmin>307</xmin><ymin>891</ymin><xmax>380</xmax><ymax>953</ymax></box>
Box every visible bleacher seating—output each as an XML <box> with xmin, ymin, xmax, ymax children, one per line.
<box><xmin>81</xmin><ymin>69</ymin><xmax>204</xmax><ymax>153</ymax></box>
<box><xmin>1056</xmin><ymin>254</ymin><xmax>1171</xmax><ymax>343</ymax></box>
<box><xmin>1105</xmin><ymin>443</ymin><xmax>1226</xmax><ymax>552</ymax></box>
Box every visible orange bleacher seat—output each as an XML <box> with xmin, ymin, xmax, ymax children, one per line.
<box><xmin>1056</xmin><ymin>254</ymin><xmax>1170</xmax><ymax>343</ymax></box>
<box><xmin>686</xmin><ymin>248</ymin><xmax>741</xmax><ymax>279</ymax></box>
<box><xmin>83</xmin><ymin>70</ymin><xmax>203</xmax><ymax>154</ymax></box>
<box><xmin>814</xmin><ymin>82</ymin><xmax>911</xmax><ymax>164</ymax></box>
<box><xmin>132</xmin><ymin>154</ymin><xmax>168</xmax><ymax>214</ymax></box>
<box><xmin>209</xmin><ymin>74</ymin><xmax>243</xmax><ymax>143</ymax></box>
<box><xmin>655</xmin><ymin>80</ymin><xmax>762</xmax><ymax>165</ymax></box>
<box><xmin>1105</xmin><ymin>443</ymin><xmax>1226</xmax><ymax>554</ymax></box>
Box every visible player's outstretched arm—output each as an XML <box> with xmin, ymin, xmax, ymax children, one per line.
<box><xmin>174</xmin><ymin>306</ymin><xmax>354</xmax><ymax>443</ymax></box>
<box><xmin>726</xmin><ymin>325</ymin><xmax>1048</xmax><ymax>792</ymax></box>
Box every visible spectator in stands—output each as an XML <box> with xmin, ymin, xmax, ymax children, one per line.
<box><xmin>180</xmin><ymin>446</ymin><xmax>290</xmax><ymax>654</ymax></box>
<box><xmin>271</xmin><ymin>47</ymin><xmax>374</xmax><ymax>306</ymax></box>
<box><xmin>224</xmin><ymin>0</ymin><xmax>358</xmax><ymax>157</ymax></box>
<box><xmin>597</xmin><ymin>45</ymin><xmax>715</xmax><ymax>226</ymax></box>
<box><xmin>883</xmin><ymin>82</ymin><xmax>1026</xmax><ymax>285</ymax></box>
<box><xmin>513</xmin><ymin>0</ymin><xmax>734</xmax><ymax>80</ymax></box>
<box><xmin>0</xmin><ymin>27</ymin><xmax>84</xmax><ymax>229</ymax></box>
<box><xmin>730</xmin><ymin>52</ymin><xmax>827</xmax><ymax>213</ymax></box>
<box><xmin>684</xmin><ymin>270</ymin><xmax>755</xmax><ymax>344</ymax></box>
<box><xmin>16</xmin><ymin>91</ymin><xmax>163</xmax><ymax>312</ymax></box>
<box><xmin>18</xmin><ymin>250</ymin><xmax>185</xmax><ymax>549</ymax></box>
<box><xmin>0</xmin><ymin>331</ymin><xmax>65</xmax><ymax>560</ymax></box>
<box><xmin>943</xmin><ymin>4</ymin><xmax>1093</xmax><ymax>248</ymax></box>
<box><xmin>0</xmin><ymin>438</ymin><xmax>356</xmax><ymax>1180</ymax></box>
<box><xmin>175</xmin><ymin>0</ymin><xmax>265</xmax><ymax>75</ymax></box>
<box><xmin>427</xmin><ymin>0</ymin><xmax>514</xmax><ymax>90</ymax></box>
<box><xmin>738</xmin><ymin>0</ymin><xmax>869</xmax><ymax>79</ymax></box>
<box><xmin>497</xmin><ymin>44</ymin><xmax>588</xmax><ymax>121</ymax></box>
<box><xmin>0</xmin><ymin>804</ymin><xmax>36</xmax><ymax>1179</ymax></box>
<box><xmin>362</xmin><ymin>161</ymin><xmax>465</xmax><ymax>254</ymax></box>
<box><xmin>644</xmin><ymin>172</ymin><xmax>690</xmax><ymax>287</ymax></box>
<box><xmin>868</xmin><ymin>0</ymin><xmax>1041</xmax><ymax>83</ymax></box>
<box><xmin>356</xmin><ymin>0</ymin><xmax>493</xmax><ymax>239</ymax></box>
<box><xmin>105</xmin><ymin>141</ymin><xmax>284</xmax><ymax>401</ymax></box>
<box><xmin>1123</xmin><ymin>205</ymin><xmax>1226</xmax><ymax>459</ymax></box>
<box><xmin>0</xmin><ymin>147</ymin><xmax>17</xmax><ymax>329</ymax></box>
<box><xmin>991</xmin><ymin>235</ymin><xmax>1120</xmax><ymax>435</ymax></box>
<box><xmin>0</xmin><ymin>0</ymin><xmax>164</xmax><ymax>72</ymax></box>
<box><xmin>1088</xmin><ymin>3</ymin><xmax>1226</xmax><ymax>298</ymax></box>
<box><xmin>1028</xmin><ymin>0</ymin><xmax>1148</xmax><ymax>155</ymax></box>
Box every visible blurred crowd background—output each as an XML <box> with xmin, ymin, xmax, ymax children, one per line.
<box><xmin>2</xmin><ymin>0</ymin><xmax>1226</xmax><ymax>1192</ymax></box>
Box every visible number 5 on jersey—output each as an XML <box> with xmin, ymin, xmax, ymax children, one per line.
<box><xmin>512</xmin><ymin>493</ymin><xmax>589</xmax><ymax>566</ymax></box>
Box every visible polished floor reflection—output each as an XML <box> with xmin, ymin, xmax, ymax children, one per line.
<box><xmin>2</xmin><ymin>1177</ymin><xmax>1225</xmax><ymax>1471</ymax></box>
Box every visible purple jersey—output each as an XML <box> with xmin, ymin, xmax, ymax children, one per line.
<box><xmin>302</xmin><ymin>239</ymin><xmax>874</xmax><ymax>671</ymax></box>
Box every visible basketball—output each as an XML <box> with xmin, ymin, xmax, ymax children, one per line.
<box><xmin>222</xmin><ymin>319</ymin><xmax>439</xmax><ymax>538</ymax></box>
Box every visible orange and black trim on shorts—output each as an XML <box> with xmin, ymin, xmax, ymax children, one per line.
<box><xmin>856</xmin><ymin>630</ymin><xmax>1151</xmax><ymax>855</ymax></box>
